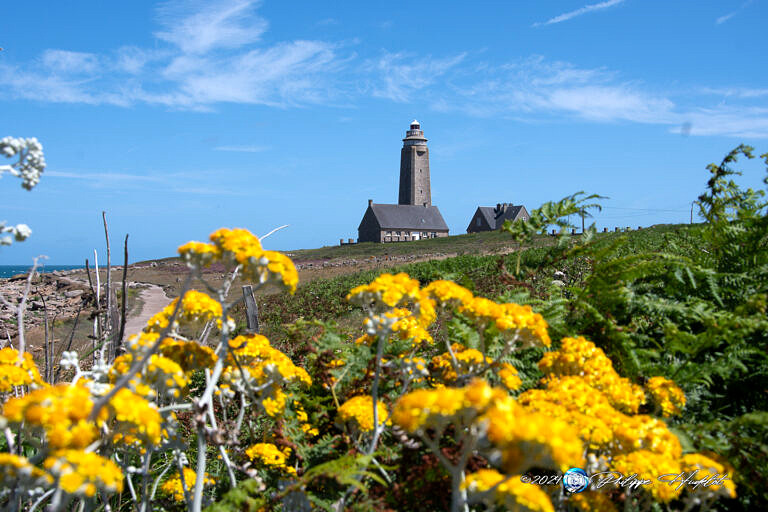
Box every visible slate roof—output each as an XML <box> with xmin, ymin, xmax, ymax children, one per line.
<box><xmin>361</xmin><ymin>204</ymin><xmax>449</xmax><ymax>231</ymax></box>
<box><xmin>477</xmin><ymin>205</ymin><xmax>527</xmax><ymax>229</ymax></box>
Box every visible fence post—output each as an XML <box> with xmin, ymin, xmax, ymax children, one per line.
<box><xmin>242</xmin><ymin>285</ymin><xmax>259</xmax><ymax>334</ymax></box>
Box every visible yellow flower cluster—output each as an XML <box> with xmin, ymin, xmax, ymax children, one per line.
<box><xmin>145</xmin><ymin>290</ymin><xmax>232</xmax><ymax>333</ymax></box>
<box><xmin>498</xmin><ymin>363</ymin><xmax>522</xmax><ymax>391</ymax></box>
<box><xmin>3</xmin><ymin>384</ymin><xmax>102</xmax><ymax>449</ymax></box>
<box><xmin>479</xmin><ymin>393</ymin><xmax>584</xmax><ymax>473</ymax></box>
<box><xmin>106</xmin><ymin>388</ymin><xmax>164</xmax><ymax>446</ymax></box>
<box><xmin>44</xmin><ymin>450</ymin><xmax>123</xmax><ymax>497</ymax></box>
<box><xmin>567</xmin><ymin>491</ymin><xmax>618</xmax><ymax>512</ymax></box>
<box><xmin>159</xmin><ymin>337</ymin><xmax>218</xmax><ymax>372</ymax></box>
<box><xmin>645</xmin><ymin>376</ymin><xmax>686</xmax><ymax>417</ymax></box>
<box><xmin>424</xmin><ymin>280</ymin><xmax>552</xmax><ymax>347</ymax></box>
<box><xmin>161</xmin><ymin>467</ymin><xmax>213</xmax><ymax>503</ymax></box>
<box><xmin>179</xmin><ymin>228</ymin><xmax>298</xmax><ymax>294</ymax></box>
<box><xmin>462</xmin><ymin>469</ymin><xmax>554</xmax><ymax>512</ymax></box>
<box><xmin>355</xmin><ymin>306</ymin><xmax>434</xmax><ymax>346</ymax></box>
<box><xmin>538</xmin><ymin>336</ymin><xmax>645</xmax><ymax>413</ymax></box>
<box><xmin>392</xmin><ymin>379</ymin><xmax>509</xmax><ymax>433</ymax></box>
<box><xmin>422</xmin><ymin>280</ymin><xmax>474</xmax><ymax>305</ymax></box>
<box><xmin>347</xmin><ymin>272</ymin><xmax>424</xmax><ymax>310</ymax></box>
<box><xmin>430</xmin><ymin>343</ymin><xmax>487</xmax><ymax>383</ymax></box>
<box><xmin>428</xmin><ymin>344</ymin><xmax>521</xmax><ymax>390</ymax></box>
<box><xmin>226</xmin><ymin>334</ymin><xmax>311</xmax><ymax>387</ymax></box>
<box><xmin>219</xmin><ymin>334</ymin><xmax>310</xmax><ymax>417</ymax></box>
<box><xmin>0</xmin><ymin>453</ymin><xmax>51</xmax><ymax>487</ymax></box>
<box><xmin>337</xmin><ymin>395</ymin><xmax>389</xmax><ymax>432</ymax></box>
<box><xmin>246</xmin><ymin>443</ymin><xmax>296</xmax><ymax>475</ymax></box>
<box><xmin>519</xmin><ymin>377</ymin><xmax>617</xmax><ymax>450</ymax></box>
<box><xmin>125</xmin><ymin>333</ymin><xmax>217</xmax><ymax>373</ymax></box>
<box><xmin>611</xmin><ymin>450</ymin><xmax>683</xmax><ymax>502</ymax></box>
<box><xmin>681</xmin><ymin>453</ymin><xmax>736</xmax><ymax>498</ymax></box>
<box><xmin>296</xmin><ymin>404</ymin><xmax>319</xmax><ymax>437</ymax></box>
<box><xmin>0</xmin><ymin>347</ymin><xmax>44</xmax><ymax>392</ymax></box>
<box><xmin>110</xmin><ymin>353</ymin><xmax>188</xmax><ymax>399</ymax></box>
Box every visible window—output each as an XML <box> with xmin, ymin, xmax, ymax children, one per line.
<box><xmin>476</xmin><ymin>217</ymin><xmax>481</xmax><ymax>227</ymax></box>
<box><xmin>431</xmin><ymin>232</ymin><xmax>436</xmax><ymax>237</ymax></box>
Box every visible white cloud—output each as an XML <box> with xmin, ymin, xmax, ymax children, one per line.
<box><xmin>154</xmin><ymin>0</ymin><xmax>268</xmax><ymax>54</ymax></box>
<box><xmin>716</xmin><ymin>12</ymin><xmax>737</xmax><ymax>24</ymax></box>
<box><xmin>0</xmin><ymin>0</ymin><xmax>344</xmax><ymax>110</ymax></box>
<box><xmin>41</xmin><ymin>50</ymin><xmax>99</xmax><ymax>74</ymax></box>
<box><xmin>368</xmin><ymin>52</ymin><xmax>466</xmax><ymax>102</ymax></box>
<box><xmin>426</xmin><ymin>56</ymin><xmax>768</xmax><ymax>138</ymax></box>
<box><xmin>533</xmin><ymin>0</ymin><xmax>626</xmax><ymax>27</ymax></box>
<box><xmin>700</xmin><ymin>87</ymin><xmax>768</xmax><ymax>99</ymax></box>
<box><xmin>716</xmin><ymin>0</ymin><xmax>753</xmax><ymax>24</ymax></box>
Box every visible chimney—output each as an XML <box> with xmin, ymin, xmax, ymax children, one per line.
<box><xmin>368</xmin><ymin>199</ymin><xmax>373</xmax><ymax>207</ymax></box>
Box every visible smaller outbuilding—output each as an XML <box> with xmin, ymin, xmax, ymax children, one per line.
<box><xmin>466</xmin><ymin>203</ymin><xmax>530</xmax><ymax>233</ymax></box>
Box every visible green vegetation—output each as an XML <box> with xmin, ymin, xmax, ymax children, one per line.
<box><xmin>242</xmin><ymin>146</ymin><xmax>768</xmax><ymax>510</ymax></box>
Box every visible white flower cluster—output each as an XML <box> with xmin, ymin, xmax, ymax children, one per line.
<box><xmin>0</xmin><ymin>136</ymin><xmax>46</xmax><ymax>190</ymax></box>
<box><xmin>0</xmin><ymin>221</ymin><xmax>32</xmax><ymax>246</ymax></box>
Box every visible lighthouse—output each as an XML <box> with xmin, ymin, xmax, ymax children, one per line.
<box><xmin>398</xmin><ymin>120</ymin><xmax>431</xmax><ymax>207</ymax></box>
<box><xmin>357</xmin><ymin>120</ymin><xmax>449</xmax><ymax>243</ymax></box>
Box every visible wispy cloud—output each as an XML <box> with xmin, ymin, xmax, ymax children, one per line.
<box><xmin>213</xmin><ymin>145</ymin><xmax>269</xmax><ymax>153</ymax></box>
<box><xmin>45</xmin><ymin>171</ymin><xmax>165</xmax><ymax>182</ymax></box>
<box><xmin>700</xmin><ymin>86</ymin><xmax>768</xmax><ymax>98</ymax></box>
<box><xmin>367</xmin><ymin>52</ymin><xmax>466</xmax><ymax>102</ymax></box>
<box><xmin>0</xmin><ymin>0</ymin><xmax>345</xmax><ymax>110</ymax></box>
<box><xmin>533</xmin><ymin>0</ymin><xmax>626</xmax><ymax>27</ymax></box>
<box><xmin>716</xmin><ymin>0</ymin><xmax>753</xmax><ymax>24</ymax></box>
<box><xmin>422</xmin><ymin>55</ymin><xmax>768</xmax><ymax>138</ymax></box>
<box><xmin>154</xmin><ymin>0</ymin><xmax>268</xmax><ymax>54</ymax></box>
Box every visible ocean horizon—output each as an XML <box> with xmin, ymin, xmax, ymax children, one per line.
<box><xmin>0</xmin><ymin>265</ymin><xmax>83</xmax><ymax>279</ymax></box>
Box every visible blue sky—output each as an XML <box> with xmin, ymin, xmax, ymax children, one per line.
<box><xmin>2</xmin><ymin>0</ymin><xmax>767</xmax><ymax>264</ymax></box>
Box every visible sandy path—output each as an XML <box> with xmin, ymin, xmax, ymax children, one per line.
<box><xmin>123</xmin><ymin>284</ymin><xmax>172</xmax><ymax>339</ymax></box>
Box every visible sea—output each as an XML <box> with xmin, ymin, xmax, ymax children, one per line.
<box><xmin>0</xmin><ymin>265</ymin><xmax>83</xmax><ymax>279</ymax></box>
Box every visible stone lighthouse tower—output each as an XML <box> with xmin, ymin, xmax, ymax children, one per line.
<box><xmin>398</xmin><ymin>120</ymin><xmax>431</xmax><ymax>206</ymax></box>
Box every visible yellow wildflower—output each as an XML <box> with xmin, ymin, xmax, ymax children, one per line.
<box><xmin>337</xmin><ymin>395</ymin><xmax>389</xmax><ymax>432</ymax></box>
<box><xmin>611</xmin><ymin>450</ymin><xmax>682</xmax><ymax>502</ymax></box>
<box><xmin>680</xmin><ymin>453</ymin><xmax>736</xmax><ymax>498</ymax></box>
<box><xmin>44</xmin><ymin>450</ymin><xmax>123</xmax><ymax>497</ymax></box>
<box><xmin>498</xmin><ymin>363</ymin><xmax>522</xmax><ymax>391</ymax></box>
<box><xmin>0</xmin><ymin>347</ymin><xmax>44</xmax><ymax>391</ymax></box>
<box><xmin>462</xmin><ymin>469</ymin><xmax>554</xmax><ymax>512</ymax></box>
<box><xmin>347</xmin><ymin>272</ymin><xmax>421</xmax><ymax>309</ymax></box>
<box><xmin>246</xmin><ymin>443</ymin><xmax>296</xmax><ymax>475</ymax></box>
<box><xmin>161</xmin><ymin>467</ymin><xmax>213</xmax><ymax>503</ymax></box>
<box><xmin>645</xmin><ymin>376</ymin><xmax>686</xmax><ymax>417</ymax></box>
<box><xmin>3</xmin><ymin>383</ymin><xmax>101</xmax><ymax>449</ymax></box>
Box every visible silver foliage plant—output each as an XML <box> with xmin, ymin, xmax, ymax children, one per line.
<box><xmin>0</xmin><ymin>136</ymin><xmax>46</xmax><ymax>245</ymax></box>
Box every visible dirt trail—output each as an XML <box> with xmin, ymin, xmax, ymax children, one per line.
<box><xmin>123</xmin><ymin>284</ymin><xmax>172</xmax><ymax>339</ymax></box>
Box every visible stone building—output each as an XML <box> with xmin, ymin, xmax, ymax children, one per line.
<box><xmin>466</xmin><ymin>203</ymin><xmax>530</xmax><ymax>233</ymax></box>
<box><xmin>358</xmin><ymin>121</ymin><xmax>449</xmax><ymax>242</ymax></box>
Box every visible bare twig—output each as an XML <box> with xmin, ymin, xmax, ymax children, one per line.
<box><xmin>93</xmin><ymin>249</ymin><xmax>100</xmax><ymax>364</ymax></box>
<box><xmin>40</xmin><ymin>289</ymin><xmax>50</xmax><ymax>383</ymax></box>
<box><xmin>103</xmin><ymin>212</ymin><xmax>113</xmax><ymax>360</ymax></box>
<box><xmin>260</xmin><ymin>224</ymin><xmax>289</xmax><ymax>240</ymax></box>
<box><xmin>118</xmin><ymin>234</ymin><xmax>129</xmax><ymax>350</ymax></box>
<box><xmin>55</xmin><ymin>301</ymin><xmax>83</xmax><ymax>383</ymax></box>
<box><xmin>17</xmin><ymin>257</ymin><xmax>42</xmax><ymax>362</ymax></box>
<box><xmin>88</xmin><ymin>274</ymin><xmax>193</xmax><ymax>421</ymax></box>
